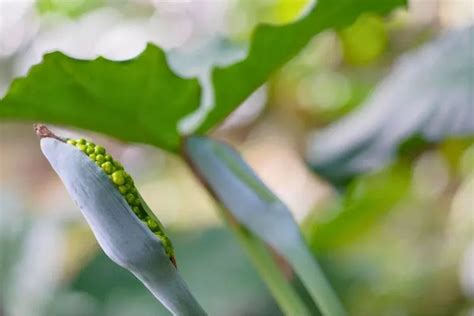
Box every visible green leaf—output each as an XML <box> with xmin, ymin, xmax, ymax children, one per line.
<box><xmin>184</xmin><ymin>136</ymin><xmax>345</xmax><ymax>316</ymax></box>
<box><xmin>307</xmin><ymin>26</ymin><xmax>474</xmax><ymax>186</ymax></box>
<box><xmin>1</xmin><ymin>0</ymin><xmax>405</xmax><ymax>151</ymax></box>
<box><xmin>0</xmin><ymin>45</ymin><xmax>201</xmax><ymax>152</ymax></box>
<box><xmin>198</xmin><ymin>0</ymin><xmax>407</xmax><ymax>132</ymax></box>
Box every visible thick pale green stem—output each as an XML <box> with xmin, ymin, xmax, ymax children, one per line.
<box><xmin>287</xmin><ymin>244</ymin><xmax>345</xmax><ymax>316</ymax></box>
<box><xmin>223</xmin><ymin>214</ymin><xmax>311</xmax><ymax>316</ymax></box>
<box><xmin>183</xmin><ymin>136</ymin><xmax>346</xmax><ymax>316</ymax></box>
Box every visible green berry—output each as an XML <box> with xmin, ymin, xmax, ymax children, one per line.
<box><xmin>111</xmin><ymin>170</ymin><xmax>126</xmax><ymax>186</ymax></box>
<box><xmin>147</xmin><ymin>219</ymin><xmax>158</xmax><ymax>231</ymax></box>
<box><xmin>104</xmin><ymin>154</ymin><xmax>112</xmax><ymax>161</ymax></box>
<box><xmin>122</xmin><ymin>183</ymin><xmax>131</xmax><ymax>192</ymax></box>
<box><xmin>113</xmin><ymin>160</ymin><xmax>123</xmax><ymax>170</ymax></box>
<box><xmin>78</xmin><ymin>138</ymin><xmax>86</xmax><ymax>145</ymax></box>
<box><xmin>118</xmin><ymin>185</ymin><xmax>128</xmax><ymax>194</ymax></box>
<box><xmin>89</xmin><ymin>153</ymin><xmax>96</xmax><ymax>160</ymax></box>
<box><xmin>126</xmin><ymin>193</ymin><xmax>136</xmax><ymax>204</ymax></box>
<box><xmin>132</xmin><ymin>206</ymin><xmax>147</xmax><ymax>219</ymax></box>
<box><xmin>101</xmin><ymin>161</ymin><xmax>115</xmax><ymax>174</ymax></box>
<box><xmin>154</xmin><ymin>230</ymin><xmax>165</xmax><ymax>238</ymax></box>
<box><xmin>76</xmin><ymin>144</ymin><xmax>87</xmax><ymax>152</ymax></box>
<box><xmin>132</xmin><ymin>197</ymin><xmax>141</xmax><ymax>206</ymax></box>
<box><xmin>86</xmin><ymin>146</ymin><xmax>95</xmax><ymax>154</ymax></box>
<box><xmin>95</xmin><ymin>146</ymin><xmax>105</xmax><ymax>155</ymax></box>
<box><xmin>67</xmin><ymin>139</ymin><xmax>77</xmax><ymax>145</ymax></box>
<box><xmin>95</xmin><ymin>154</ymin><xmax>105</xmax><ymax>163</ymax></box>
<box><xmin>86</xmin><ymin>142</ymin><xmax>95</xmax><ymax>148</ymax></box>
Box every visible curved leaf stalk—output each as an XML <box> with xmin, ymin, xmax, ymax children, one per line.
<box><xmin>183</xmin><ymin>136</ymin><xmax>345</xmax><ymax>316</ymax></box>
<box><xmin>221</xmin><ymin>211</ymin><xmax>311</xmax><ymax>316</ymax></box>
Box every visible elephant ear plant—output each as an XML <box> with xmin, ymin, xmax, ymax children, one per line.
<box><xmin>1</xmin><ymin>0</ymin><xmax>406</xmax><ymax>314</ymax></box>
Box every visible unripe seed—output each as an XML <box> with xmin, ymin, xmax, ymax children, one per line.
<box><xmin>133</xmin><ymin>206</ymin><xmax>148</xmax><ymax>219</ymax></box>
<box><xmin>147</xmin><ymin>219</ymin><xmax>159</xmax><ymax>230</ymax></box>
<box><xmin>112</xmin><ymin>170</ymin><xmax>126</xmax><ymax>186</ymax></box>
<box><xmin>86</xmin><ymin>142</ymin><xmax>95</xmax><ymax>148</ymax></box>
<box><xmin>126</xmin><ymin>193</ymin><xmax>135</xmax><ymax>204</ymax></box>
<box><xmin>104</xmin><ymin>154</ymin><xmax>112</xmax><ymax>161</ymax></box>
<box><xmin>101</xmin><ymin>161</ymin><xmax>115</xmax><ymax>174</ymax></box>
<box><xmin>95</xmin><ymin>154</ymin><xmax>105</xmax><ymax>164</ymax></box>
<box><xmin>77</xmin><ymin>144</ymin><xmax>87</xmax><ymax>152</ymax></box>
<box><xmin>67</xmin><ymin>139</ymin><xmax>76</xmax><ymax>145</ymax></box>
<box><xmin>156</xmin><ymin>233</ymin><xmax>173</xmax><ymax>258</ymax></box>
<box><xmin>118</xmin><ymin>185</ymin><xmax>128</xmax><ymax>194</ymax></box>
<box><xmin>89</xmin><ymin>153</ymin><xmax>97</xmax><ymax>160</ymax></box>
<box><xmin>78</xmin><ymin>138</ymin><xmax>86</xmax><ymax>145</ymax></box>
<box><xmin>114</xmin><ymin>160</ymin><xmax>123</xmax><ymax>170</ymax></box>
<box><xmin>94</xmin><ymin>146</ymin><xmax>105</xmax><ymax>154</ymax></box>
<box><xmin>86</xmin><ymin>146</ymin><xmax>95</xmax><ymax>154</ymax></box>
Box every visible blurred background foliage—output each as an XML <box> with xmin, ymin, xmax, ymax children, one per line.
<box><xmin>0</xmin><ymin>0</ymin><xmax>473</xmax><ymax>315</ymax></box>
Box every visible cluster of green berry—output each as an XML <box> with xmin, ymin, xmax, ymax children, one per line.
<box><xmin>66</xmin><ymin>138</ymin><xmax>174</xmax><ymax>260</ymax></box>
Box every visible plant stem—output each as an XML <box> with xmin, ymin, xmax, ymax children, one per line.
<box><xmin>182</xmin><ymin>136</ymin><xmax>345</xmax><ymax>315</ymax></box>
<box><xmin>221</xmin><ymin>212</ymin><xmax>311</xmax><ymax>316</ymax></box>
<box><xmin>288</xmin><ymin>244</ymin><xmax>346</xmax><ymax>316</ymax></box>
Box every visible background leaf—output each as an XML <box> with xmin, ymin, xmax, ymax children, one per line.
<box><xmin>0</xmin><ymin>0</ymin><xmax>406</xmax><ymax>152</ymax></box>
<box><xmin>307</xmin><ymin>26</ymin><xmax>474</xmax><ymax>186</ymax></box>
<box><xmin>198</xmin><ymin>0</ymin><xmax>406</xmax><ymax>132</ymax></box>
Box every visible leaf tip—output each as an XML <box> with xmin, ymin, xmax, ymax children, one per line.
<box><xmin>33</xmin><ymin>124</ymin><xmax>64</xmax><ymax>141</ymax></box>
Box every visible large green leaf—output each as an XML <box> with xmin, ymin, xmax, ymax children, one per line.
<box><xmin>1</xmin><ymin>0</ymin><xmax>405</xmax><ymax>151</ymax></box>
<box><xmin>198</xmin><ymin>0</ymin><xmax>407</xmax><ymax>132</ymax></box>
<box><xmin>0</xmin><ymin>45</ymin><xmax>201</xmax><ymax>152</ymax></box>
<box><xmin>307</xmin><ymin>26</ymin><xmax>474</xmax><ymax>185</ymax></box>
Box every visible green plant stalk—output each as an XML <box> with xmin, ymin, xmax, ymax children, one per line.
<box><xmin>183</xmin><ymin>136</ymin><xmax>345</xmax><ymax>315</ymax></box>
<box><xmin>183</xmin><ymin>142</ymin><xmax>309</xmax><ymax>314</ymax></box>
<box><xmin>286</xmin><ymin>246</ymin><xmax>345</xmax><ymax>316</ymax></box>
<box><xmin>222</xmin><ymin>212</ymin><xmax>311</xmax><ymax>316</ymax></box>
<box><xmin>225</xmin><ymin>209</ymin><xmax>344</xmax><ymax>316</ymax></box>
